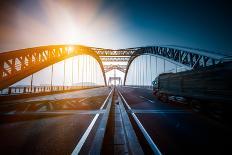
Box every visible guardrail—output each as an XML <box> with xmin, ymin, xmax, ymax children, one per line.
<box><xmin>0</xmin><ymin>85</ymin><xmax>104</xmax><ymax>96</ymax></box>
<box><xmin>123</xmin><ymin>85</ymin><xmax>153</xmax><ymax>90</ymax></box>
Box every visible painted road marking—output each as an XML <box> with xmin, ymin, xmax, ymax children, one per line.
<box><xmin>71</xmin><ymin>88</ymin><xmax>114</xmax><ymax>155</ymax></box>
<box><xmin>78</xmin><ymin>97</ymin><xmax>88</xmax><ymax>103</ymax></box>
<box><xmin>2</xmin><ymin>110</ymin><xmax>105</xmax><ymax>115</ymax></box>
<box><xmin>132</xmin><ymin>109</ymin><xmax>191</xmax><ymax>114</ymax></box>
<box><xmin>118</xmin><ymin>90</ymin><xmax>162</xmax><ymax>155</ymax></box>
<box><xmin>139</xmin><ymin>96</ymin><xmax>154</xmax><ymax>103</ymax></box>
<box><xmin>23</xmin><ymin>104</ymin><xmax>31</xmax><ymax>113</ymax></box>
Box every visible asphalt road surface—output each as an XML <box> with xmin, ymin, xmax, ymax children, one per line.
<box><xmin>118</xmin><ymin>86</ymin><xmax>231</xmax><ymax>155</ymax></box>
<box><xmin>0</xmin><ymin>86</ymin><xmax>231</xmax><ymax>155</ymax></box>
<box><xmin>0</xmin><ymin>87</ymin><xmax>111</xmax><ymax>155</ymax></box>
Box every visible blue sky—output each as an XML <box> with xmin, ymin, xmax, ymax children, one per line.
<box><xmin>0</xmin><ymin>0</ymin><xmax>231</xmax><ymax>55</ymax></box>
<box><xmin>0</xmin><ymin>0</ymin><xmax>231</xmax><ymax>87</ymax></box>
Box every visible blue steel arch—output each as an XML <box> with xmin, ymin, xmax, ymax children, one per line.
<box><xmin>124</xmin><ymin>46</ymin><xmax>227</xmax><ymax>85</ymax></box>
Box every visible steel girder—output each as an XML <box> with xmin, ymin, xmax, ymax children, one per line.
<box><xmin>100</xmin><ymin>56</ymin><xmax>130</xmax><ymax>62</ymax></box>
<box><xmin>0</xmin><ymin>44</ymin><xmax>228</xmax><ymax>89</ymax></box>
<box><xmin>123</xmin><ymin>46</ymin><xmax>227</xmax><ymax>85</ymax></box>
<box><xmin>91</xmin><ymin>47</ymin><xmax>137</xmax><ymax>56</ymax></box>
<box><xmin>104</xmin><ymin>65</ymin><xmax>127</xmax><ymax>73</ymax></box>
<box><xmin>0</xmin><ymin>45</ymin><xmax>107</xmax><ymax>90</ymax></box>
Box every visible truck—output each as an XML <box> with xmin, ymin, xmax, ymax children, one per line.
<box><xmin>152</xmin><ymin>61</ymin><xmax>232</xmax><ymax>119</ymax></box>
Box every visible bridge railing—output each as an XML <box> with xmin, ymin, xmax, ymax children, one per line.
<box><xmin>123</xmin><ymin>85</ymin><xmax>153</xmax><ymax>90</ymax></box>
<box><xmin>0</xmin><ymin>85</ymin><xmax>104</xmax><ymax>96</ymax></box>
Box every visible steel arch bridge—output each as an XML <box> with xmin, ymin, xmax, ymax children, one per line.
<box><xmin>0</xmin><ymin>45</ymin><xmax>106</xmax><ymax>90</ymax></box>
<box><xmin>123</xmin><ymin>46</ymin><xmax>227</xmax><ymax>85</ymax></box>
<box><xmin>0</xmin><ymin>44</ymin><xmax>228</xmax><ymax>90</ymax></box>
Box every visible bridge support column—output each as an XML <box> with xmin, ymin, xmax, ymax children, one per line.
<box><xmin>30</xmin><ymin>74</ymin><xmax>34</xmax><ymax>93</ymax></box>
<box><xmin>8</xmin><ymin>87</ymin><xmax>12</xmax><ymax>95</ymax></box>
<box><xmin>50</xmin><ymin>65</ymin><xmax>54</xmax><ymax>92</ymax></box>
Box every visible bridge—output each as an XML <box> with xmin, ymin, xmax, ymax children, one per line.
<box><xmin>0</xmin><ymin>45</ymin><xmax>231</xmax><ymax>154</ymax></box>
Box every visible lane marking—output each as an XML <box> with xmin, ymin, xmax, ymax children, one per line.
<box><xmin>7</xmin><ymin>110</ymin><xmax>16</xmax><ymax>114</ymax></box>
<box><xmin>67</xmin><ymin>101</ymin><xmax>76</xmax><ymax>108</ymax></box>
<box><xmin>23</xmin><ymin>104</ymin><xmax>31</xmax><ymax>113</ymax></box>
<box><xmin>71</xmin><ymin>88</ymin><xmax>114</xmax><ymax>155</ymax></box>
<box><xmin>139</xmin><ymin>96</ymin><xmax>154</xmax><ymax>103</ymax></box>
<box><xmin>118</xmin><ymin>90</ymin><xmax>162</xmax><ymax>155</ymax></box>
<box><xmin>48</xmin><ymin>102</ymin><xmax>53</xmax><ymax>111</ymax></box>
<box><xmin>132</xmin><ymin>109</ymin><xmax>191</xmax><ymax>114</ymax></box>
<box><xmin>78</xmin><ymin>97</ymin><xmax>88</xmax><ymax>103</ymax></box>
<box><xmin>71</xmin><ymin>114</ymin><xmax>100</xmax><ymax>155</ymax></box>
<box><xmin>2</xmin><ymin>110</ymin><xmax>105</xmax><ymax>115</ymax></box>
<box><xmin>37</xmin><ymin>106</ymin><xmax>47</xmax><ymax>112</ymax></box>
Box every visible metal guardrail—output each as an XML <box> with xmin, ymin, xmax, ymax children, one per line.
<box><xmin>0</xmin><ymin>85</ymin><xmax>104</xmax><ymax>95</ymax></box>
<box><xmin>118</xmin><ymin>89</ymin><xmax>162</xmax><ymax>155</ymax></box>
<box><xmin>124</xmin><ymin>85</ymin><xmax>153</xmax><ymax>90</ymax></box>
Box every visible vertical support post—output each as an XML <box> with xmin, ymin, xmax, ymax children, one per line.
<box><xmin>71</xmin><ymin>56</ymin><xmax>74</xmax><ymax>87</ymax></box>
<box><xmin>114</xmin><ymin>69</ymin><xmax>116</xmax><ymax>86</ymax></box>
<box><xmin>77</xmin><ymin>56</ymin><xmax>79</xmax><ymax>88</ymax></box>
<box><xmin>156</xmin><ymin>56</ymin><xmax>158</xmax><ymax>76</ymax></box>
<box><xmin>143</xmin><ymin>56</ymin><xmax>145</xmax><ymax>87</ymax></box>
<box><xmin>0</xmin><ymin>61</ymin><xmax>3</xmax><ymax>79</ymax></box>
<box><xmin>30</xmin><ymin>74</ymin><xmax>34</xmax><ymax>93</ymax></box>
<box><xmin>164</xmin><ymin>59</ymin><xmax>165</xmax><ymax>73</ymax></box>
<box><xmin>150</xmin><ymin>55</ymin><xmax>152</xmax><ymax>87</ymax></box>
<box><xmin>50</xmin><ymin>64</ymin><xmax>53</xmax><ymax>92</ymax></box>
<box><xmin>63</xmin><ymin>60</ymin><xmax>66</xmax><ymax>90</ymax></box>
<box><xmin>8</xmin><ymin>87</ymin><xmax>12</xmax><ymax>95</ymax></box>
<box><xmin>81</xmin><ymin>55</ymin><xmax>84</xmax><ymax>88</ymax></box>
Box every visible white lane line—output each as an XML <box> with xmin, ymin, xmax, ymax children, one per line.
<box><xmin>139</xmin><ymin>96</ymin><xmax>154</xmax><ymax>103</ymax></box>
<box><xmin>48</xmin><ymin>102</ymin><xmax>53</xmax><ymax>110</ymax></box>
<box><xmin>71</xmin><ymin>113</ymin><xmax>100</xmax><ymax>155</ymax></box>
<box><xmin>23</xmin><ymin>104</ymin><xmax>31</xmax><ymax>113</ymax></box>
<box><xmin>7</xmin><ymin>110</ymin><xmax>16</xmax><ymax>114</ymax></box>
<box><xmin>78</xmin><ymin>97</ymin><xmax>88</xmax><ymax>103</ymax></box>
<box><xmin>132</xmin><ymin>109</ymin><xmax>191</xmax><ymax>114</ymax></box>
<box><xmin>71</xmin><ymin>88</ymin><xmax>114</xmax><ymax>155</ymax></box>
<box><xmin>2</xmin><ymin>110</ymin><xmax>105</xmax><ymax>115</ymax></box>
<box><xmin>118</xmin><ymin>90</ymin><xmax>162</xmax><ymax>155</ymax></box>
<box><xmin>67</xmin><ymin>102</ymin><xmax>76</xmax><ymax>108</ymax></box>
<box><xmin>37</xmin><ymin>106</ymin><xmax>47</xmax><ymax>112</ymax></box>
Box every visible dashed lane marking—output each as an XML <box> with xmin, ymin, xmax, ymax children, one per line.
<box><xmin>139</xmin><ymin>96</ymin><xmax>155</xmax><ymax>103</ymax></box>
<box><xmin>23</xmin><ymin>104</ymin><xmax>31</xmax><ymax>113</ymax></box>
<box><xmin>78</xmin><ymin>97</ymin><xmax>88</xmax><ymax>103</ymax></box>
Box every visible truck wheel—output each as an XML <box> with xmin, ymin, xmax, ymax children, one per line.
<box><xmin>191</xmin><ymin>100</ymin><xmax>202</xmax><ymax>113</ymax></box>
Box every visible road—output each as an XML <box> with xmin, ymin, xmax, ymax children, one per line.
<box><xmin>0</xmin><ymin>87</ymin><xmax>111</xmax><ymax>155</ymax></box>
<box><xmin>0</xmin><ymin>86</ymin><xmax>231</xmax><ymax>155</ymax></box>
<box><xmin>118</xmin><ymin>86</ymin><xmax>231</xmax><ymax>155</ymax></box>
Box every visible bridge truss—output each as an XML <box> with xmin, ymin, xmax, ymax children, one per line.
<box><xmin>0</xmin><ymin>44</ymin><xmax>228</xmax><ymax>90</ymax></box>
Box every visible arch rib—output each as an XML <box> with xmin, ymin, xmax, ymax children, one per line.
<box><xmin>0</xmin><ymin>45</ymin><xmax>107</xmax><ymax>90</ymax></box>
<box><xmin>123</xmin><ymin>46</ymin><xmax>227</xmax><ymax>85</ymax></box>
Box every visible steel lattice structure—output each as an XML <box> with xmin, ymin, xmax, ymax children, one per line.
<box><xmin>123</xmin><ymin>46</ymin><xmax>227</xmax><ymax>85</ymax></box>
<box><xmin>104</xmin><ymin>65</ymin><xmax>127</xmax><ymax>73</ymax></box>
<box><xmin>0</xmin><ymin>44</ymin><xmax>228</xmax><ymax>89</ymax></box>
<box><xmin>0</xmin><ymin>45</ymin><xmax>106</xmax><ymax>90</ymax></box>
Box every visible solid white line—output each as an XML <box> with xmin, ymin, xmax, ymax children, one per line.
<box><xmin>78</xmin><ymin>97</ymin><xmax>88</xmax><ymax>103</ymax></box>
<box><xmin>139</xmin><ymin>96</ymin><xmax>154</xmax><ymax>103</ymax></box>
<box><xmin>118</xmin><ymin>90</ymin><xmax>162</xmax><ymax>155</ymax></box>
<box><xmin>23</xmin><ymin>104</ymin><xmax>31</xmax><ymax>113</ymax></box>
<box><xmin>71</xmin><ymin>88</ymin><xmax>114</xmax><ymax>155</ymax></box>
<box><xmin>71</xmin><ymin>114</ymin><xmax>100</xmax><ymax>155</ymax></box>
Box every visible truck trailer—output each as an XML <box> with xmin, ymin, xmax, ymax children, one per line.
<box><xmin>152</xmin><ymin>61</ymin><xmax>232</xmax><ymax>118</ymax></box>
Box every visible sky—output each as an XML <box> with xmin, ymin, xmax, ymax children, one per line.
<box><xmin>0</xmin><ymin>0</ymin><xmax>232</xmax><ymax>55</ymax></box>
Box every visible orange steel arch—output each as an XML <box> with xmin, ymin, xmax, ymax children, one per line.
<box><xmin>0</xmin><ymin>45</ymin><xmax>107</xmax><ymax>90</ymax></box>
